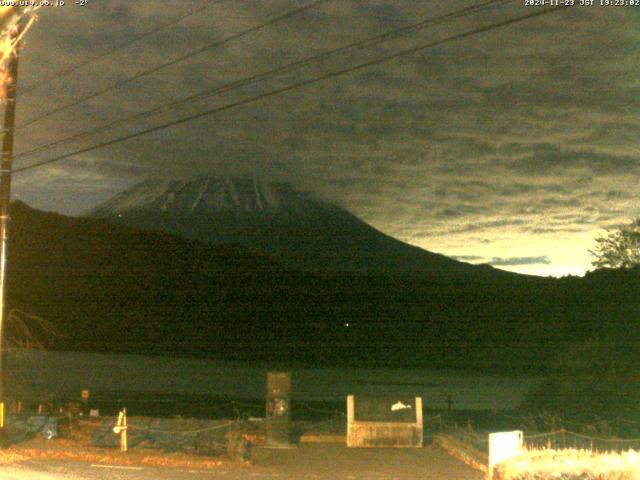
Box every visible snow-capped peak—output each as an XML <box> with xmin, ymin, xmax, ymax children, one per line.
<box><xmin>90</xmin><ymin>174</ymin><xmax>292</xmax><ymax>217</ymax></box>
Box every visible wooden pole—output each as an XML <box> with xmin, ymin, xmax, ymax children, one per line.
<box><xmin>122</xmin><ymin>407</ymin><xmax>127</xmax><ymax>452</ymax></box>
<box><xmin>0</xmin><ymin>24</ymin><xmax>21</xmax><ymax>441</ymax></box>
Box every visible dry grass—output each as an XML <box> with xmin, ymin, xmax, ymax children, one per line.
<box><xmin>9</xmin><ymin>442</ymin><xmax>223</xmax><ymax>468</ymax></box>
<box><xmin>10</xmin><ymin>439</ymin><xmax>226</xmax><ymax>469</ymax></box>
<box><xmin>494</xmin><ymin>448</ymin><xmax>640</xmax><ymax>480</ymax></box>
<box><xmin>3</xmin><ymin>418</ymin><xmax>231</xmax><ymax>470</ymax></box>
<box><xmin>0</xmin><ymin>450</ymin><xmax>28</xmax><ymax>465</ymax></box>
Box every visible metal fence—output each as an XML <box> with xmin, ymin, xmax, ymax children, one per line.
<box><xmin>440</xmin><ymin>410</ymin><xmax>640</xmax><ymax>455</ymax></box>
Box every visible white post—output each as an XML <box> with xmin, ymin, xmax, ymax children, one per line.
<box><xmin>113</xmin><ymin>408</ymin><xmax>128</xmax><ymax>452</ymax></box>
<box><xmin>346</xmin><ymin>395</ymin><xmax>354</xmax><ymax>447</ymax></box>
<box><xmin>415</xmin><ymin>397</ymin><xmax>423</xmax><ymax>426</ymax></box>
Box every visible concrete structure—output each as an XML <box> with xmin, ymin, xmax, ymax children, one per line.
<box><xmin>346</xmin><ymin>395</ymin><xmax>423</xmax><ymax>448</ymax></box>
<box><xmin>265</xmin><ymin>371</ymin><xmax>291</xmax><ymax>448</ymax></box>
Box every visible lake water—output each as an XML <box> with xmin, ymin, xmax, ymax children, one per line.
<box><xmin>6</xmin><ymin>350</ymin><xmax>538</xmax><ymax>412</ymax></box>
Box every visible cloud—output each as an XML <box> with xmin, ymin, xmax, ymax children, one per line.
<box><xmin>489</xmin><ymin>256</ymin><xmax>551</xmax><ymax>267</ymax></box>
<box><xmin>448</xmin><ymin>255</ymin><xmax>552</xmax><ymax>267</ymax></box>
<box><xmin>8</xmin><ymin>1</ymin><xmax>640</xmax><ymax>276</ymax></box>
<box><xmin>451</xmin><ymin>255</ymin><xmax>484</xmax><ymax>262</ymax></box>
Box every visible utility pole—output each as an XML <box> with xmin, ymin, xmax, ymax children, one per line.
<box><xmin>0</xmin><ymin>23</ymin><xmax>21</xmax><ymax>438</ymax></box>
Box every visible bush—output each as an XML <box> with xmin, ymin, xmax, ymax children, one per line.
<box><xmin>522</xmin><ymin>337</ymin><xmax>640</xmax><ymax>426</ymax></box>
<box><xmin>494</xmin><ymin>448</ymin><xmax>640</xmax><ymax>480</ymax></box>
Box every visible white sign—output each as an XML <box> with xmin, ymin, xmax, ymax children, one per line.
<box><xmin>391</xmin><ymin>401</ymin><xmax>412</xmax><ymax>411</ymax></box>
<box><xmin>488</xmin><ymin>430</ymin><xmax>523</xmax><ymax>479</ymax></box>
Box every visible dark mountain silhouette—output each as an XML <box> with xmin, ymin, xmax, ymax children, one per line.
<box><xmin>88</xmin><ymin>175</ymin><xmax>515</xmax><ymax>280</ymax></box>
<box><xmin>6</xmin><ymin>201</ymin><xmax>639</xmax><ymax>373</ymax></box>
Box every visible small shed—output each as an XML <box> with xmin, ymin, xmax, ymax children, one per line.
<box><xmin>346</xmin><ymin>395</ymin><xmax>423</xmax><ymax>448</ymax></box>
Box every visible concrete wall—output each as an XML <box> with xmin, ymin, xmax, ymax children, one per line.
<box><xmin>347</xmin><ymin>395</ymin><xmax>423</xmax><ymax>448</ymax></box>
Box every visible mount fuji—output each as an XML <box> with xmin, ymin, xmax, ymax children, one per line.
<box><xmin>88</xmin><ymin>174</ymin><xmax>504</xmax><ymax>279</ymax></box>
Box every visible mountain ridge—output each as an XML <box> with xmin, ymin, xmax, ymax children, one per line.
<box><xmin>88</xmin><ymin>174</ymin><xmax>519</xmax><ymax>280</ymax></box>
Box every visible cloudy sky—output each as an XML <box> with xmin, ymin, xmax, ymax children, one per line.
<box><xmin>7</xmin><ymin>0</ymin><xmax>640</xmax><ymax>277</ymax></box>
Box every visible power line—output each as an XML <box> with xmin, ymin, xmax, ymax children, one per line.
<box><xmin>21</xmin><ymin>1</ymin><xmax>225</xmax><ymax>96</ymax></box>
<box><xmin>17</xmin><ymin>0</ymin><xmax>330</xmax><ymax>130</ymax></box>
<box><xmin>13</xmin><ymin>6</ymin><xmax>569</xmax><ymax>175</ymax></box>
<box><xmin>16</xmin><ymin>0</ymin><xmax>509</xmax><ymax>159</ymax></box>
<box><xmin>15</xmin><ymin>0</ymin><xmax>511</xmax><ymax>160</ymax></box>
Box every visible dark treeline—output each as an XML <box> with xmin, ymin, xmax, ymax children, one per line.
<box><xmin>6</xmin><ymin>202</ymin><xmax>639</xmax><ymax>376</ymax></box>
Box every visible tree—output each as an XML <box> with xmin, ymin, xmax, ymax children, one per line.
<box><xmin>5</xmin><ymin>309</ymin><xmax>58</xmax><ymax>351</ymax></box>
<box><xmin>590</xmin><ymin>218</ymin><xmax>640</xmax><ymax>269</ymax></box>
<box><xmin>522</xmin><ymin>336</ymin><xmax>640</xmax><ymax>424</ymax></box>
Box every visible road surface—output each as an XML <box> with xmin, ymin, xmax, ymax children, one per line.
<box><xmin>0</xmin><ymin>443</ymin><xmax>482</xmax><ymax>479</ymax></box>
